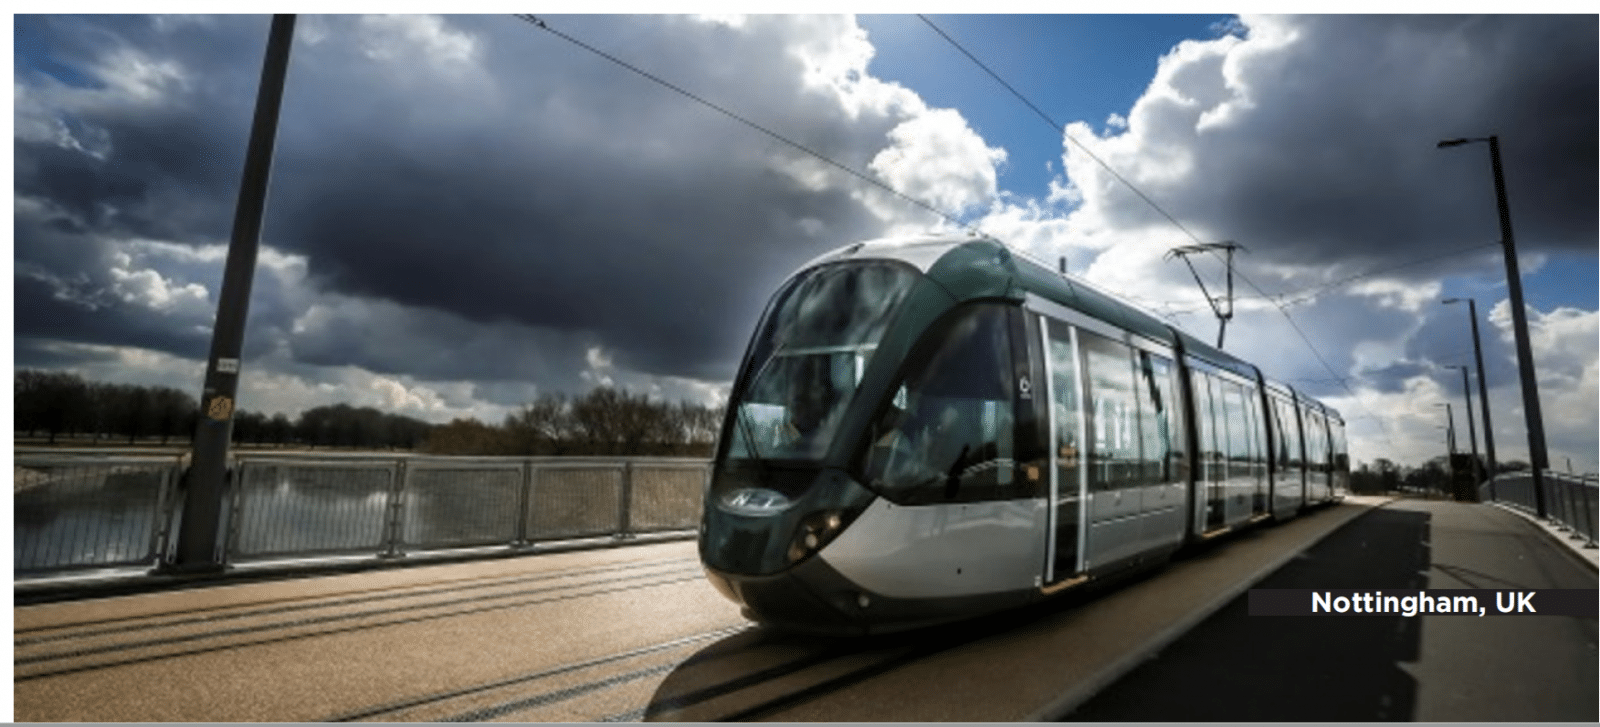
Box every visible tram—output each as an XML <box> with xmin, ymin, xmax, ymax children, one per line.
<box><xmin>698</xmin><ymin>234</ymin><xmax>1349</xmax><ymax>634</ymax></box>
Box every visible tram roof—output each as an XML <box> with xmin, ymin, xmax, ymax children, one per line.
<box><xmin>805</xmin><ymin>233</ymin><xmax>1343</xmax><ymax>424</ymax></box>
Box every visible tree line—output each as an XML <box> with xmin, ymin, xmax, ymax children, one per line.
<box><xmin>424</xmin><ymin>387</ymin><xmax>724</xmax><ymax>457</ymax></box>
<box><xmin>15</xmin><ymin>370</ymin><xmax>725</xmax><ymax>456</ymax></box>
<box><xmin>1349</xmin><ymin>456</ymin><xmax>1531</xmax><ymax>496</ymax></box>
<box><xmin>15</xmin><ymin>370</ymin><xmax>198</xmax><ymax>445</ymax></box>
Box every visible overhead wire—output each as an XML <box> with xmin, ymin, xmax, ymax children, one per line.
<box><xmin>914</xmin><ymin>14</ymin><xmax>1208</xmax><ymax>244</ymax></box>
<box><xmin>513</xmin><ymin>12</ymin><xmax>1405</xmax><ymax>438</ymax></box>
<box><xmin>509</xmin><ymin>14</ymin><xmax>977</xmax><ymax>235</ymax></box>
<box><xmin>915</xmin><ymin>14</ymin><xmax>1391</xmax><ymax>435</ymax></box>
<box><xmin>1254</xmin><ymin>241</ymin><xmax>1501</xmax><ymax>308</ymax></box>
<box><xmin>509</xmin><ymin>14</ymin><xmax>1088</xmax><ymax>305</ymax></box>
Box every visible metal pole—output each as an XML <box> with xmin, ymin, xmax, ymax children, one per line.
<box><xmin>1220</xmin><ymin>245</ymin><xmax>1235</xmax><ymax>349</ymax></box>
<box><xmin>1446</xmin><ymin>425</ymin><xmax>1459</xmax><ymax>499</ymax></box>
<box><xmin>168</xmin><ymin>15</ymin><xmax>296</xmax><ymax>573</ymax></box>
<box><xmin>1439</xmin><ymin>136</ymin><xmax>1548</xmax><ymax>515</ymax></box>
<box><xmin>1486</xmin><ymin>135</ymin><xmax>1550</xmax><ymax>518</ymax></box>
<box><xmin>1452</xmin><ymin>365</ymin><xmax>1480</xmax><ymax>487</ymax></box>
<box><xmin>1581</xmin><ymin>474</ymin><xmax>1597</xmax><ymax>548</ymax></box>
<box><xmin>1463</xmin><ymin>299</ymin><xmax>1498</xmax><ymax>495</ymax></box>
<box><xmin>1444</xmin><ymin>403</ymin><xmax>1456</xmax><ymax>457</ymax></box>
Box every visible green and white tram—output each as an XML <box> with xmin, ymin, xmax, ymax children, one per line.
<box><xmin>700</xmin><ymin>234</ymin><xmax>1348</xmax><ymax>634</ymax></box>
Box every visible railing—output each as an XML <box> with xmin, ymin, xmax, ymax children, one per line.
<box><xmin>14</xmin><ymin>454</ymin><xmax>183</xmax><ymax>573</ymax></box>
<box><xmin>14</xmin><ymin>451</ymin><xmax>711</xmax><ymax>579</ymax></box>
<box><xmin>1481</xmin><ymin>470</ymin><xmax>1598</xmax><ymax>548</ymax></box>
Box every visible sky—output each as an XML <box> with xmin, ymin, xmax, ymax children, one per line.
<box><xmin>10</xmin><ymin>13</ymin><xmax>1598</xmax><ymax>473</ymax></box>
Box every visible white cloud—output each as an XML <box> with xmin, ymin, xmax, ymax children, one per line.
<box><xmin>869</xmin><ymin>108</ymin><xmax>1006</xmax><ymax>219</ymax></box>
<box><xmin>967</xmin><ymin>14</ymin><xmax>1596</xmax><ymax>475</ymax></box>
<box><xmin>15</xmin><ymin>14</ymin><xmax>1592</xmax><ymax>474</ymax></box>
<box><xmin>95</xmin><ymin>45</ymin><xmax>190</xmax><ymax>103</ymax></box>
<box><xmin>1485</xmin><ymin>301</ymin><xmax>1599</xmax><ymax>471</ymax></box>
<box><xmin>1347</xmin><ymin>278</ymin><xmax>1444</xmax><ymax>314</ymax></box>
<box><xmin>108</xmin><ymin>265</ymin><xmax>210</xmax><ymax>314</ymax></box>
<box><xmin>358</xmin><ymin>14</ymin><xmax>478</xmax><ymax>67</ymax></box>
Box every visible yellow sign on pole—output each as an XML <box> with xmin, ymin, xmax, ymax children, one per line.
<box><xmin>207</xmin><ymin>396</ymin><xmax>234</xmax><ymax>422</ymax></box>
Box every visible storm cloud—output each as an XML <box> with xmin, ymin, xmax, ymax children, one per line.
<box><xmin>15</xmin><ymin>15</ymin><xmax>997</xmax><ymax>398</ymax></box>
<box><xmin>12</xmin><ymin>14</ymin><xmax>1596</xmax><ymax>470</ymax></box>
<box><xmin>999</xmin><ymin>14</ymin><xmax>1596</xmax><ymax>470</ymax></box>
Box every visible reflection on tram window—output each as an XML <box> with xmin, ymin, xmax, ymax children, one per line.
<box><xmin>1047</xmin><ymin>329</ymin><xmax>1080</xmax><ymax>489</ymax></box>
<box><xmin>1080</xmin><ymin>332</ymin><xmax>1139</xmax><ymax>492</ymax></box>
<box><xmin>861</xmin><ymin>304</ymin><xmax>1021</xmax><ymax>504</ymax></box>
<box><xmin>728</xmin><ymin>262</ymin><xmax>917</xmax><ymax>462</ymax></box>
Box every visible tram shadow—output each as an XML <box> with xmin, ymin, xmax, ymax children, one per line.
<box><xmin>637</xmin><ymin>565</ymin><xmax>1149</xmax><ymax>722</ymax></box>
<box><xmin>1064</xmin><ymin>507</ymin><xmax>1432</xmax><ymax>721</ymax></box>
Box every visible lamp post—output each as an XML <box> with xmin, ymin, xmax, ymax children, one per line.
<box><xmin>1443</xmin><ymin>297</ymin><xmax>1497</xmax><ymax>497</ymax></box>
<box><xmin>1437</xmin><ymin>135</ymin><xmax>1548</xmax><ymax>517</ymax></box>
<box><xmin>1447</xmin><ymin>364</ymin><xmax>1481</xmax><ymax>489</ymax></box>
<box><xmin>1435</xmin><ymin>402</ymin><xmax>1457</xmax><ymax>456</ymax></box>
<box><xmin>1435</xmin><ymin>402</ymin><xmax>1456</xmax><ymax>498</ymax></box>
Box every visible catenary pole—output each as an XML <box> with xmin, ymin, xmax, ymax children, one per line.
<box><xmin>168</xmin><ymin>15</ymin><xmax>296</xmax><ymax>573</ymax></box>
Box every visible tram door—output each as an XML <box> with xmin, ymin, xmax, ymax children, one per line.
<box><xmin>1041</xmin><ymin>317</ymin><xmax>1086</xmax><ymax>586</ymax></box>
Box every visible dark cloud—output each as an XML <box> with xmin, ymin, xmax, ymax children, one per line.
<box><xmin>1079</xmin><ymin>15</ymin><xmax>1596</xmax><ymax>278</ymax></box>
<box><xmin>14</xmin><ymin>337</ymin><xmax>125</xmax><ymax>370</ymax></box>
<box><xmin>12</xmin><ymin>273</ymin><xmax>211</xmax><ymax>358</ymax></box>
<box><xmin>14</xmin><ymin>14</ymin><xmax>1594</xmax><ymax>470</ymax></box>
<box><xmin>15</xmin><ymin>15</ymin><xmax>914</xmax><ymax>390</ymax></box>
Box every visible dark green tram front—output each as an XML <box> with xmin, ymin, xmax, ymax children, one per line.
<box><xmin>699</xmin><ymin>237</ymin><xmax>1054</xmax><ymax>634</ymax></box>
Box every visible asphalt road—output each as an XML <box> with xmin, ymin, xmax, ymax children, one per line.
<box><xmin>1064</xmin><ymin>498</ymin><xmax>1599</xmax><ymax>722</ymax></box>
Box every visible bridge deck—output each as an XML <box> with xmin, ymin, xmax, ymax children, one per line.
<box><xmin>13</xmin><ymin>496</ymin><xmax>1596</xmax><ymax>722</ymax></box>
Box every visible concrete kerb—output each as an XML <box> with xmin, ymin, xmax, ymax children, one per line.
<box><xmin>1484</xmin><ymin>499</ymin><xmax>1599</xmax><ymax>573</ymax></box>
<box><xmin>1026</xmin><ymin>495</ymin><xmax>1397</xmax><ymax>721</ymax></box>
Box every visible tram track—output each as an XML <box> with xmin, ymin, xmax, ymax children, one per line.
<box><xmin>326</xmin><ymin>626</ymin><xmax>751</xmax><ymax>722</ymax></box>
<box><xmin>324</xmin><ymin>624</ymin><xmax>891</xmax><ymax>722</ymax></box>
<box><xmin>322</xmin><ymin>604</ymin><xmax>1029</xmax><ymax>722</ymax></box>
<box><xmin>14</xmin><ymin>561</ymin><xmax>706</xmax><ymax>681</ymax></box>
<box><xmin>16</xmin><ymin>556</ymin><xmax>698</xmax><ymax>645</ymax></box>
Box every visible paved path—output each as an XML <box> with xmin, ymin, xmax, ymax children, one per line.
<box><xmin>1064</xmin><ymin>497</ymin><xmax>1598</xmax><ymax>722</ymax></box>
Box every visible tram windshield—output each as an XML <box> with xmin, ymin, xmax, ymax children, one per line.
<box><xmin>726</xmin><ymin>262</ymin><xmax>917</xmax><ymax>466</ymax></box>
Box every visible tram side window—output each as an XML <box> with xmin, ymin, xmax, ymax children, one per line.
<box><xmin>1318</xmin><ymin>415</ymin><xmax>1332</xmax><ymax>473</ymax></box>
<box><xmin>1282</xmin><ymin>400</ymin><xmax>1304</xmax><ymax>471</ymax></box>
<box><xmin>1331</xmin><ymin>420</ymin><xmax>1349</xmax><ymax>472</ymax></box>
<box><xmin>1191</xmin><ymin>369</ymin><xmax>1222</xmax><ymax>485</ymax></box>
<box><xmin>1304</xmin><ymin>410</ymin><xmax>1326</xmax><ymax>474</ymax></box>
<box><xmin>1081</xmin><ymin>332</ymin><xmax>1141</xmax><ymax>492</ymax></box>
<box><xmin>1047</xmin><ymin>324</ymin><xmax>1081</xmax><ymax>493</ymax></box>
<box><xmin>1214</xmin><ymin>380</ymin><xmax>1239</xmax><ymax>482</ymax></box>
<box><xmin>1137</xmin><ymin>352</ymin><xmax>1174</xmax><ymax>483</ymax></box>
<box><xmin>1243</xmin><ymin>386</ymin><xmax>1266</xmax><ymax>484</ymax></box>
<box><xmin>1301</xmin><ymin>409</ymin><xmax>1317</xmax><ymax>473</ymax></box>
<box><xmin>1331</xmin><ymin>419</ymin><xmax>1350</xmax><ymax>490</ymax></box>
<box><xmin>1154</xmin><ymin>355</ymin><xmax>1186</xmax><ymax>483</ymax></box>
<box><xmin>1271</xmin><ymin>397</ymin><xmax>1292</xmax><ymax>476</ymax></box>
<box><xmin>860</xmin><ymin>304</ymin><xmax>1020</xmax><ymax>505</ymax></box>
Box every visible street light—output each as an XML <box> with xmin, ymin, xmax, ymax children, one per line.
<box><xmin>1434</xmin><ymin>402</ymin><xmax>1457</xmax><ymax>457</ymax></box>
<box><xmin>1434</xmin><ymin>402</ymin><xmax>1457</xmax><ymax>498</ymax></box>
<box><xmin>1447</xmin><ymin>363</ymin><xmax>1482</xmax><ymax>490</ymax></box>
<box><xmin>1443</xmin><ymin>297</ymin><xmax>1497</xmax><ymax>497</ymax></box>
<box><xmin>1437</xmin><ymin>135</ymin><xmax>1549</xmax><ymax>517</ymax></box>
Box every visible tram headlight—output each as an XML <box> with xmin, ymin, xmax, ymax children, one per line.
<box><xmin>787</xmin><ymin>510</ymin><xmax>845</xmax><ymax>563</ymax></box>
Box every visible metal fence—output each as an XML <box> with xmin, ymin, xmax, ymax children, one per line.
<box><xmin>14</xmin><ymin>454</ymin><xmax>182</xmax><ymax>573</ymax></box>
<box><xmin>1481</xmin><ymin>471</ymin><xmax>1598</xmax><ymax>547</ymax></box>
<box><xmin>14</xmin><ymin>452</ymin><xmax>711</xmax><ymax>577</ymax></box>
